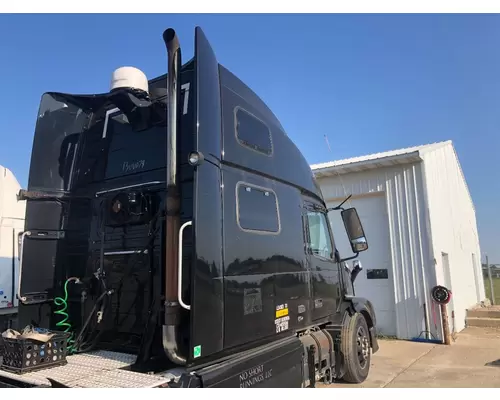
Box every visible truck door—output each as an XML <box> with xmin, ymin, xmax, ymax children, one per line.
<box><xmin>186</xmin><ymin>27</ymin><xmax>225</xmax><ymax>360</ymax></box>
<box><xmin>303</xmin><ymin>203</ymin><xmax>340</xmax><ymax>321</ymax></box>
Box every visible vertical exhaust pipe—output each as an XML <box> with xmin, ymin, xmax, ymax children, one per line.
<box><xmin>162</xmin><ymin>27</ymin><xmax>186</xmax><ymax>365</ymax></box>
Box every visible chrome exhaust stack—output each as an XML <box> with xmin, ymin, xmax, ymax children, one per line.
<box><xmin>162</xmin><ymin>27</ymin><xmax>186</xmax><ymax>365</ymax></box>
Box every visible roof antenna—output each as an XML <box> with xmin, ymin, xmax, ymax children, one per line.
<box><xmin>324</xmin><ymin>134</ymin><xmax>332</xmax><ymax>153</ymax></box>
<box><xmin>323</xmin><ymin>133</ymin><xmax>352</xmax><ymax>209</ymax></box>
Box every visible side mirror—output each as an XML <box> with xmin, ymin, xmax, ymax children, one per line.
<box><xmin>341</xmin><ymin>207</ymin><xmax>368</xmax><ymax>253</ymax></box>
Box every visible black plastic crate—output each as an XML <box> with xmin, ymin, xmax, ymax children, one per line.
<box><xmin>0</xmin><ymin>330</ymin><xmax>70</xmax><ymax>374</ymax></box>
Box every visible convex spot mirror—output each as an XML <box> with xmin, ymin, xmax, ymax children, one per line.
<box><xmin>341</xmin><ymin>207</ymin><xmax>368</xmax><ymax>253</ymax></box>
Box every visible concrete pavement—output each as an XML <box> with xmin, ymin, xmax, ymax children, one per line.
<box><xmin>319</xmin><ymin>327</ymin><xmax>500</xmax><ymax>388</ymax></box>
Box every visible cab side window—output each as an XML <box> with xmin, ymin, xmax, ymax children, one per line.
<box><xmin>305</xmin><ymin>211</ymin><xmax>334</xmax><ymax>259</ymax></box>
<box><xmin>237</xmin><ymin>183</ymin><xmax>280</xmax><ymax>234</ymax></box>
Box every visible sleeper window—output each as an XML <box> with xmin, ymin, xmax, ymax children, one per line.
<box><xmin>237</xmin><ymin>184</ymin><xmax>280</xmax><ymax>233</ymax></box>
<box><xmin>235</xmin><ymin>108</ymin><xmax>272</xmax><ymax>156</ymax></box>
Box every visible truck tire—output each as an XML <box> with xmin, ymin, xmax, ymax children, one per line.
<box><xmin>340</xmin><ymin>312</ymin><xmax>371</xmax><ymax>383</ymax></box>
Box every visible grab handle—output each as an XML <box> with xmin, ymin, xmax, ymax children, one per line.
<box><xmin>178</xmin><ymin>221</ymin><xmax>192</xmax><ymax>311</ymax></box>
<box><xmin>17</xmin><ymin>231</ymin><xmax>32</xmax><ymax>303</ymax></box>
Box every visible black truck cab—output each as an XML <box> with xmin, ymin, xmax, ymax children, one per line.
<box><xmin>7</xmin><ymin>26</ymin><xmax>378</xmax><ymax>388</ymax></box>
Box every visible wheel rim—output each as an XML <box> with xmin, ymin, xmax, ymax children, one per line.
<box><xmin>356</xmin><ymin>325</ymin><xmax>370</xmax><ymax>369</ymax></box>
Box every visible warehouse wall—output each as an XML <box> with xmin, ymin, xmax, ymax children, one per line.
<box><xmin>316</xmin><ymin>162</ymin><xmax>435</xmax><ymax>340</ymax></box>
<box><xmin>421</xmin><ymin>144</ymin><xmax>485</xmax><ymax>335</ymax></box>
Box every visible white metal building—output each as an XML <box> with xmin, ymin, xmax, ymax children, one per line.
<box><xmin>0</xmin><ymin>165</ymin><xmax>25</xmax><ymax>315</ymax></box>
<box><xmin>311</xmin><ymin>140</ymin><xmax>485</xmax><ymax>342</ymax></box>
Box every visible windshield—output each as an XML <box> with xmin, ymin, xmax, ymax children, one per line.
<box><xmin>28</xmin><ymin>93</ymin><xmax>90</xmax><ymax>192</ymax></box>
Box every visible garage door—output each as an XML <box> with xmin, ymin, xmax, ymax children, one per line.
<box><xmin>328</xmin><ymin>194</ymin><xmax>396</xmax><ymax>336</ymax></box>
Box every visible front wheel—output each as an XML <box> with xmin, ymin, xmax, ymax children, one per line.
<box><xmin>340</xmin><ymin>312</ymin><xmax>371</xmax><ymax>383</ymax></box>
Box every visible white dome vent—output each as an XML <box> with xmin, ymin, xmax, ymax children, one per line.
<box><xmin>110</xmin><ymin>66</ymin><xmax>149</xmax><ymax>94</ymax></box>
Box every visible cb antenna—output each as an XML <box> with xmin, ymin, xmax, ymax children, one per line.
<box><xmin>323</xmin><ymin>133</ymin><xmax>352</xmax><ymax>209</ymax></box>
<box><xmin>324</xmin><ymin>134</ymin><xmax>332</xmax><ymax>153</ymax></box>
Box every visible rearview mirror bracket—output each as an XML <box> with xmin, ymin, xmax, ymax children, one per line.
<box><xmin>340</xmin><ymin>253</ymin><xmax>359</xmax><ymax>263</ymax></box>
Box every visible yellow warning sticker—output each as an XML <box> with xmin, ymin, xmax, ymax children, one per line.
<box><xmin>276</xmin><ymin>308</ymin><xmax>289</xmax><ymax>318</ymax></box>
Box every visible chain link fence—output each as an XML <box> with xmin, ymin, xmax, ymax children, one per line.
<box><xmin>483</xmin><ymin>263</ymin><xmax>500</xmax><ymax>305</ymax></box>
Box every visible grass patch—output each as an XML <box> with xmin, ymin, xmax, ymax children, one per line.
<box><xmin>484</xmin><ymin>276</ymin><xmax>500</xmax><ymax>305</ymax></box>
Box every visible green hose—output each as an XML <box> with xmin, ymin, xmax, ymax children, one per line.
<box><xmin>54</xmin><ymin>277</ymin><xmax>80</xmax><ymax>353</ymax></box>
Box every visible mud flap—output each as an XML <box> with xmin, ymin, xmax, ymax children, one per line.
<box><xmin>369</xmin><ymin>326</ymin><xmax>379</xmax><ymax>353</ymax></box>
<box><xmin>333</xmin><ymin>333</ymin><xmax>342</xmax><ymax>380</ymax></box>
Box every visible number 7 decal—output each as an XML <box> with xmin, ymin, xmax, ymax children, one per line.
<box><xmin>181</xmin><ymin>83</ymin><xmax>190</xmax><ymax>115</ymax></box>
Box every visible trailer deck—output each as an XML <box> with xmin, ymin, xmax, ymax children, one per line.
<box><xmin>0</xmin><ymin>350</ymin><xmax>171</xmax><ymax>388</ymax></box>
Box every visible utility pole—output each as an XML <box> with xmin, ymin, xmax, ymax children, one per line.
<box><xmin>487</xmin><ymin>254</ymin><xmax>495</xmax><ymax>305</ymax></box>
<box><xmin>440</xmin><ymin>303</ymin><xmax>452</xmax><ymax>345</ymax></box>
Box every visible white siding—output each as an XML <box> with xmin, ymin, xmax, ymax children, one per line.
<box><xmin>314</xmin><ymin>141</ymin><xmax>484</xmax><ymax>342</ymax></box>
<box><xmin>421</xmin><ymin>145</ymin><xmax>485</xmax><ymax>335</ymax></box>
<box><xmin>0</xmin><ymin>166</ymin><xmax>25</xmax><ymax>310</ymax></box>
<box><xmin>329</xmin><ymin>194</ymin><xmax>397</xmax><ymax>336</ymax></box>
<box><xmin>0</xmin><ymin>166</ymin><xmax>25</xmax><ymax>221</ymax></box>
<box><xmin>317</xmin><ymin>163</ymin><xmax>434</xmax><ymax>340</ymax></box>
